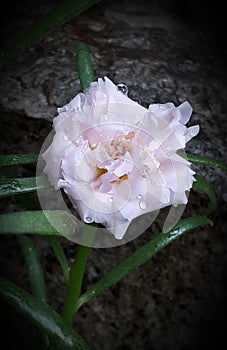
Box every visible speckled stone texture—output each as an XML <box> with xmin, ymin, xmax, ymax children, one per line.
<box><xmin>0</xmin><ymin>1</ymin><xmax>227</xmax><ymax>349</ymax></box>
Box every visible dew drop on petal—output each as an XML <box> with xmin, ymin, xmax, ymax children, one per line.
<box><xmin>103</xmin><ymin>114</ymin><xmax>109</xmax><ymax>121</ymax></box>
<box><xmin>137</xmin><ymin>194</ymin><xmax>143</xmax><ymax>200</ymax></box>
<box><xmin>117</xmin><ymin>83</ymin><xmax>128</xmax><ymax>95</ymax></box>
<box><xmin>104</xmin><ymin>207</ymin><xmax>108</xmax><ymax>212</ymax></box>
<box><xmin>63</xmin><ymin>135</ymin><xmax>68</xmax><ymax>141</ymax></box>
<box><xmin>85</xmin><ymin>216</ymin><xmax>92</xmax><ymax>223</ymax></box>
<box><xmin>139</xmin><ymin>200</ymin><xmax>147</xmax><ymax>210</ymax></box>
<box><xmin>108</xmin><ymin>197</ymin><xmax>113</xmax><ymax>202</ymax></box>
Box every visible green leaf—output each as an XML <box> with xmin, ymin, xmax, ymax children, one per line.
<box><xmin>0</xmin><ymin>210</ymin><xmax>74</xmax><ymax>237</ymax></box>
<box><xmin>76</xmin><ymin>42</ymin><xmax>95</xmax><ymax>90</ymax></box>
<box><xmin>77</xmin><ymin>216</ymin><xmax>212</xmax><ymax>310</ymax></box>
<box><xmin>0</xmin><ymin>154</ymin><xmax>38</xmax><ymax>167</ymax></box>
<box><xmin>18</xmin><ymin>235</ymin><xmax>46</xmax><ymax>302</ymax></box>
<box><xmin>193</xmin><ymin>175</ymin><xmax>217</xmax><ymax>215</ymax></box>
<box><xmin>182</xmin><ymin>153</ymin><xmax>227</xmax><ymax>172</ymax></box>
<box><xmin>0</xmin><ymin>0</ymin><xmax>101</xmax><ymax>68</ymax></box>
<box><xmin>0</xmin><ymin>176</ymin><xmax>49</xmax><ymax>198</ymax></box>
<box><xmin>0</xmin><ymin>277</ymin><xmax>89</xmax><ymax>350</ymax></box>
<box><xmin>48</xmin><ymin>236</ymin><xmax>70</xmax><ymax>283</ymax></box>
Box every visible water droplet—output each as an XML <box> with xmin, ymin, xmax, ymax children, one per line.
<box><xmin>103</xmin><ymin>114</ymin><xmax>109</xmax><ymax>121</ymax></box>
<box><xmin>104</xmin><ymin>207</ymin><xmax>108</xmax><ymax>212</ymax></box>
<box><xmin>117</xmin><ymin>83</ymin><xmax>128</xmax><ymax>95</ymax></box>
<box><xmin>53</xmin><ymin>157</ymin><xmax>58</xmax><ymax>162</ymax></box>
<box><xmin>139</xmin><ymin>200</ymin><xmax>147</xmax><ymax>210</ymax></box>
<box><xmin>159</xmin><ymin>104</ymin><xmax>165</xmax><ymax>109</ymax></box>
<box><xmin>100</xmin><ymin>133</ymin><xmax>103</xmax><ymax>137</ymax></box>
<box><xmin>85</xmin><ymin>216</ymin><xmax>92</xmax><ymax>223</ymax></box>
<box><xmin>63</xmin><ymin>135</ymin><xmax>68</xmax><ymax>141</ymax></box>
<box><xmin>124</xmin><ymin>118</ymin><xmax>128</xmax><ymax>122</ymax></box>
<box><xmin>108</xmin><ymin>197</ymin><xmax>113</xmax><ymax>202</ymax></box>
<box><xmin>137</xmin><ymin>194</ymin><xmax>143</xmax><ymax>200</ymax></box>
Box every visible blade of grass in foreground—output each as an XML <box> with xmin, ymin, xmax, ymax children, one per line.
<box><xmin>0</xmin><ymin>176</ymin><xmax>49</xmax><ymax>198</ymax></box>
<box><xmin>76</xmin><ymin>42</ymin><xmax>95</xmax><ymax>91</ymax></box>
<box><xmin>48</xmin><ymin>236</ymin><xmax>70</xmax><ymax>283</ymax></box>
<box><xmin>0</xmin><ymin>277</ymin><xmax>89</xmax><ymax>350</ymax></box>
<box><xmin>0</xmin><ymin>0</ymin><xmax>101</xmax><ymax>68</ymax></box>
<box><xmin>18</xmin><ymin>235</ymin><xmax>46</xmax><ymax>302</ymax></box>
<box><xmin>183</xmin><ymin>153</ymin><xmax>227</xmax><ymax>172</ymax></box>
<box><xmin>0</xmin><ymin>154</ymin><xmax>38</xmax><ymax>167</ymax></box>
<box><xmin>0</xmin><ymin>210</ymin><xmax>74</xmax><ymax>236</ymax></box>
<box><xmin>193</xmin><ymin>175</ymin><xmax>217</xmax><ymax>215</ymax></box>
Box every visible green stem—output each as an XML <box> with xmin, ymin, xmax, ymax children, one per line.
<box><xmin>62</xmin><ymin>242</ymin><xmax>90</xmax><ymax>325</ymax></box>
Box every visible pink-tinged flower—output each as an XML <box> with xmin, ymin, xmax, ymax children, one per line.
<box><xmin>43</xmin><ymin>77</ymin><xmax>199</xmax><ymax>240</ymax></box>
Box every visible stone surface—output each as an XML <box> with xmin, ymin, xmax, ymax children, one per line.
<box><xmin>0</xmin><ymin>1</ymin><xmax>227</xmax><ymax>349</ymax></box>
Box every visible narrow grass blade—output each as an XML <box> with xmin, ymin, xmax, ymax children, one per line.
<box><xmin>0</xmin><ymin>154</ymin><xmax>38</xmax><ymax>167</ymax></box>
<box><xmin>77</xmin><ymin>216</ymin><xmax>212</xmax><ymax>310</ymax></box>
<box><xmin>18</xmin><ymin>235</ymin><xmax>46</xmax><ymax>302</ymax></box>
<box><xmin>193</xmin><ymin>175</ymin><xmax>217</xmax><ymax>215</ymax></box>
<box><xmin>0</xmin><ymin>0</ymin><xmax>101</xmax><ymax>68</ymax></box>
<box><xmin>76</xmin><ymin>42</ymin><xmax>95</xmax><ymax>90</ymax></box>
<box><xmin>182</xmin><ymin>153</ymin><xmax>227</xmax><ymax>172</ymax></box>
<box><xmin>48</xmin><ymin>236</ymin><xmax>70</xmax><ymax>283</ymax></box>
<box><xmin>0</xmin><ymin>210</ymin><xmax>74</xmax><ymax>236</ymax></box>
<box><xmin>0</xmin><ymin>277</ymin><xmax>89</xmax><ymax>350</ymax></box>
<box><xmin>0</xmin><ymin>176</ymin><xmax>49</xmax><ymax>198</ymax></box>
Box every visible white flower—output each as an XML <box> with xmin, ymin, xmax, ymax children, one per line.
<box><xmin>43</xmin><ymin>77</ymin><xmax>199</xmax><ymax>239</ymax></box>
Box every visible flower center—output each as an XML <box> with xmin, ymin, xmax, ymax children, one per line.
<box><xmin>104</xmin><ymin>131</ymin><xmax>135</xmax><ymax>159</ymax></box>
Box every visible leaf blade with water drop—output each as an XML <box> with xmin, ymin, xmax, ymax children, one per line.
<box><xmin>0</xmin><ymin>176</ymin><xmax>49</xmax><ymax>198</ymax></box>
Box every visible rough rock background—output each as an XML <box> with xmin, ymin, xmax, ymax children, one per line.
<box><xmin>0</xmin><ymin>0</ymin><xmax>227</xmax><ymax>349</ymax></box>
